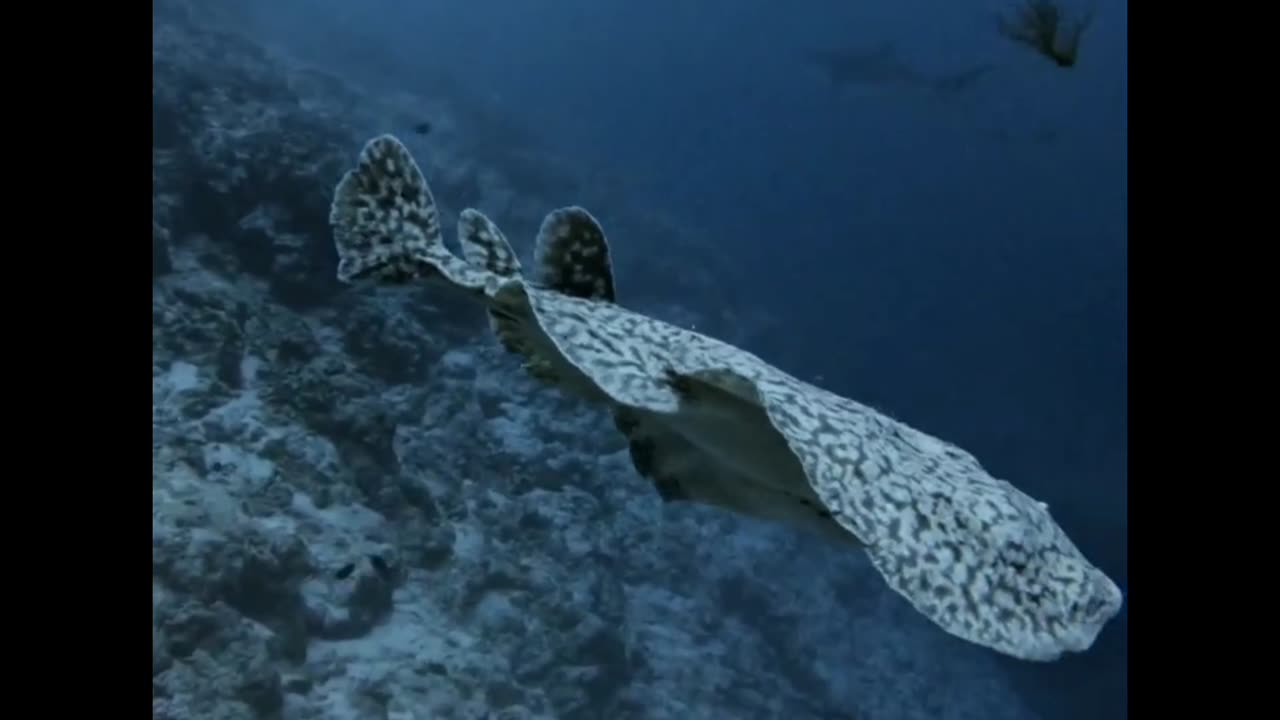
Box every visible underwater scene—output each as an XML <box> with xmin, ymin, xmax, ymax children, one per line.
<box><xmin>152</xmin><ymin>1</ymin><xmax>1127</xmax><ymax>718</ymax></box>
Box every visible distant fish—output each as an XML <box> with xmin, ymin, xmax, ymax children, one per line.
<box><xmin>334</xmin><ymin>562</ymin><xmax>356</xmax><ymax>580</ymax></box>
<box><xmin>800</xmin><ymin>43</ymin><xmax>993</xmax><ymax>94</ymax></box>
<box><xmin>411</xmin><ymin>121</ymin><xmax>433</xmax><ymax>136</ymax></box>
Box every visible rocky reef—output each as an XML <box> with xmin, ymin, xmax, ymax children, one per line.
<box><xmin>152</xmin><ymin>2</ymin><xmax>1042</xmax><ymax>718</ymax></box>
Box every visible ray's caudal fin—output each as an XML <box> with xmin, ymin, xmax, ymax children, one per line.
<box><xmin>329</xmin><ymin>134</ymin><xmax>492</xmax><ymax>292</ymax></box>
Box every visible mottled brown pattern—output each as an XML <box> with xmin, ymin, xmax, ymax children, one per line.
<box><xmin>328</xmin><ymin>133</ymin><xmax>1124</xmax><ymax>663</ymax></box>
<box><xmin>526</xmin><ymin>289</ymin><xmax>1121</xmax><ymax>660</ymax></box>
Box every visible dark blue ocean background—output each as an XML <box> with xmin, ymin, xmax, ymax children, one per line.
<box><xmin>154</xmin><ymin>0</ymin><xmax>1126</xmax><ymax>718</ymax></box>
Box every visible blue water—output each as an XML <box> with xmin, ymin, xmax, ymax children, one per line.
<box><xmin>228</xmin><ymin>0</ymin><xmax>1128</xmax><ymax>717</ymax></box>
